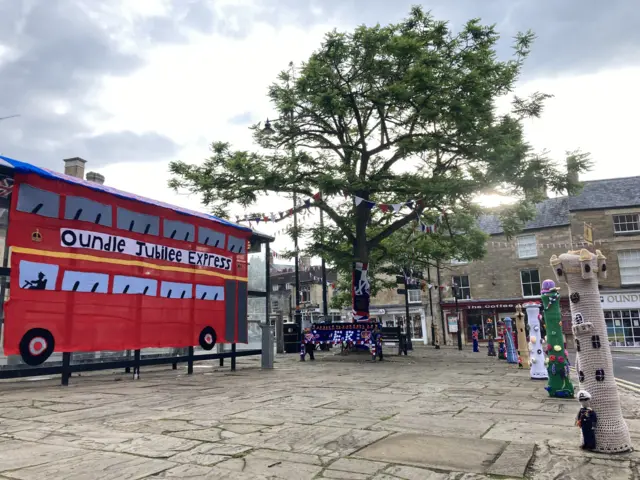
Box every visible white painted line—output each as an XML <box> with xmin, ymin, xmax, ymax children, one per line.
<box><xmin>626</xmin><ymin>366</ymin><xmax>640</xmax><ymax>371</ymax></box>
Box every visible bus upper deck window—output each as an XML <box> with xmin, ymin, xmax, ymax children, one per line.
<box><xmin>198</xmin><ymin>226</ymin><xmax>225</xmax><ymax>248</ymax></box>
<box><xmin>16</xmin><ymin>184</ymin><xmax>60</xmax><ymax>218</ymax></box>
<box><xmin>116</xmin><ymin>207</ymin><xmax>159</xmax><ymax>236</ymax></box>
<box><xmin>163</xmin><ymin>219</ymin><xmax>195</xmax><ymax>242</ymax></box>
<box><xmin>64</xmin><ymin>196</ymin><xmax>112</xmax><ymax>227</ymax></box>
<box><xmin>227</xmin><ymin>236</ymin><xmax>245</xmax><ymax>254</ymax></box>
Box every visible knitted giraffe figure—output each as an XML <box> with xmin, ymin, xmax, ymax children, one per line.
<box><xmin>514</xmin><ymin>304</ymin><xmax>529</xmax><ymax>368</ymax></box>
<box><xmin>551</xmin><ymin>249</ymin><xmax>633</xmax><ymax>453</ymax></box>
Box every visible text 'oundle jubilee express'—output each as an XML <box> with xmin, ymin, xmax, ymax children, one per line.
<box><xmin>59</xmin><ymin>228</ymin><xmax>233</xmax><ymax>271</ymax></box>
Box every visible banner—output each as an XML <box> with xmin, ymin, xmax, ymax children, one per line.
<box><xmin>60</xmin><ymin>228</ymin><xmax>233</xmax><ymax>271</ymax></box>
<box><xmin>352</xmin><ymin>262</ymin><xmax>370</xmax><ymax>321</ymax></box>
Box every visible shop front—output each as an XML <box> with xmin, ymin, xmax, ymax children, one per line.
<box><xmin>440</xmin><ymin>298</ymin><xmax>572</xmax><ymax>346</ymax></box>
<box><xmin>369</xmin><ymin>305</ymin><xmax>428</xmax><ymax>345</ymax></box>
<box><xmin>600</xmin><ymin>290</ymin><xmax>640</xmax><ymax>348</ymax></box>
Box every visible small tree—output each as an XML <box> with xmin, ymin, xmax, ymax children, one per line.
<box><xmin>169</xmin><ymin>6</ymin><xmax>590</xmax><ymax>322</ymax></box>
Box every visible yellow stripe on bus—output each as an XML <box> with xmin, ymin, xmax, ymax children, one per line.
<box><xmin>11</xmin><ymin>246</ymin><xmax>248</xmax><ymax>282</ymax></box>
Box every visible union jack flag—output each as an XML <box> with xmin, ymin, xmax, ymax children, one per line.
<box><xmin>0</xmin><ymin>175</ymin><xmax>14</xmax><ymax>198</ymax></box>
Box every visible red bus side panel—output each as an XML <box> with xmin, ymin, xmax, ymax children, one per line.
<box><xmin>4</xmin><ymin>173</ymin><xmax>250</xmax><ymax>360</ymax></box>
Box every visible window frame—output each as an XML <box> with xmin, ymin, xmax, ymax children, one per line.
<box><xmin>516</xmin><ymin>234</ymin><xmax>538</xmax><ymax>259</ymax></box>
<box><xmin>452</xmin><ymin>275</ymin><xmax>471</xmax><ymax>300</ymax></box>
<box><xmin>408</xmin><ymin>289</ymin><xmax>422</xmax><ymax>304</ymax></box>
<box><xmin>618</xmin><ymin>249</ymin><xmax>640</xmax><ymax>286</ymax></box>
<box><xmin>613</xmin><ymin>213</ymin><xmax>640</xmax><ymax>234</ymax></box>
<box><xmin>520</xmin><ymin>268</ymin><xmax>541</xmax><ymax>298</ymax></box>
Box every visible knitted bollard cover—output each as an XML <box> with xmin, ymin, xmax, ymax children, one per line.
<box><xmin>504</xmin><ymin>317</ymin><xmax>519</xmax><ymax>364</ymax></box>
<box><xmin>541</xmin><ymin>280</ymin><xmax>575</xmax><ymax>398</ymax></box>
<box><xmin>524</xmin><ymin>301</ymin><xmax>548</xmax><ymax>380</ymax></box>
<box><xmin>551</xmin><ymin>249</ymin><xmax>632</xmax><ymax>453</ymax></box>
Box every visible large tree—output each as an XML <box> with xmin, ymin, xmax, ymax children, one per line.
<box><xmin>169</xmin><ymin>6</ymin><xmax>590</xmax><ymax>321</ymax></box>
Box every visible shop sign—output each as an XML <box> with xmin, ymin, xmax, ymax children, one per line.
<box><xmin>376</xmin><ymin>309</ymin><xmax>386</xmax><ymax>315</ymax></box>
<box><xmin>600</xmin><ymin>292</ymin><xmax>640</xmax><ymax>310</ymax></box>
<box><xmin>447</xmin><ymin>315</ymin><xmax>459</xmax><ymax>333</ymax></box>
<box><xmin>466</xmin><ymin>303</ymin><xmax>519</xmax><ymax>310</ymax></box>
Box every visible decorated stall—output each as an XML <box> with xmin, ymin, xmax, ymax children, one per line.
<box><xmin>301</xmin><ymin>323</ymin><xmax>382</xmax><ymax>361</ymax></box>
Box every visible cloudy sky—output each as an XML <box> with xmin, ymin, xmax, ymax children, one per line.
<box><xmin>1</xmin><ymin>0</ymin><xmax>639</xmax><ymax>254</ymax></box>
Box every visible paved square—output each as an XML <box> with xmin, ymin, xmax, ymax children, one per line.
<box><xmin>0</xmin><ymin>347</ymin><xmax>638</xmax><ymax>479</ymax></box>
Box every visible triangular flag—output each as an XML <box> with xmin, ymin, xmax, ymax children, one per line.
<box><xmin>270</xmin><ymin>212</ymin><xmax>276</xmax><ymax>222</ymax></box>
<box><xmin>355</xmin><ymin>196</ymin><xmax>364</xmax><ymax>207</ymax></box>
<box><xmin>379</xmin><ymin>204</ymin><xmax>390</xmax><ymax>213</ymax></box>
<box><xmin>304</xmin><ymin>199</ymin><xmax>311</xmax><ymax>209</ymax></box>
<box><xmin>279</xmin><ymin>212</ymin><xmax>285</xmax><ymax>219</ymax></box>
<box><xmin>406</xmin><ymin>201</ymin><xmax>414</xmax><ymax>209</ymax></box>
<box><xmin>392</xmin><ymin>203</ymin><xmax>403</xmax><ymax>213</ymax></box>
<box><xmin>313</xmin><ymin>192</ymin><xmax>322</xmax><ymax>201</ymax></box>
<box><xmin>263</xmin><ymin>216</ymin><xmax>269</xmax><ymax>222</ymax></box>
<box><xmin>288</xmin><ymin>208</ymin><xmax>294</xmax><ymax>215</ymax></box>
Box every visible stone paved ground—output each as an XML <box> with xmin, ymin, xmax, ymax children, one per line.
<box><xmin>0</xmin><ymin>347</ymin><xmax>638</xmax><ymax>479</ymax></box>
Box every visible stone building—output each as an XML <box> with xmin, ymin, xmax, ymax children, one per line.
<box><xmin>435</xmin><ymin>171</ymin><xmax>640</xmax><ymax>349</ymax></box>
<box><xmin>269</xmin><ymin>262</ymin><xmax>340</xmax><ymax>327</ymax></box>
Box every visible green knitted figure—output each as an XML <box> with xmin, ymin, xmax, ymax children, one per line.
<box><xmin>541</xmin><ymin>279</ymin><xmax>575</xmax><ymax>398</ymax></box>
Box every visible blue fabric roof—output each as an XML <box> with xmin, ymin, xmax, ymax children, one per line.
<box><xmin>0</xmin><ymin>155</ymin><xmax>251</xmax><ymax>233</ymax></box>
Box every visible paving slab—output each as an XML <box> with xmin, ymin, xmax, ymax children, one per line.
<box><xmin>0</xmin><ymin>346</ymin><xmax>637</xmax><ymax>479</ymax></box>
<box><xmin>354</xmin><ymin>433</ymin><xmax>506</xmax><ymax>474</ymax></box>
<box><xmin>486</xmin><ymin>441</ymin><xmax>536</xmax><ymax>478</ymax></box>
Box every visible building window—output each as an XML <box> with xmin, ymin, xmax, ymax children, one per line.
<box><xmin>272</xmin><ymin>284</ymin><xmax>279</xmax><ymax>292</ymax></box>
<box><xmin>271</xmin><ymin>300</ymin><xmax>279</xmax><ymax>312</ymax></box>
<box><xmin>604</xmin><ymin>310</ymin><xmax>640</xmax><ymax>347</ymax></box>
<box><xmin>516</xmin><ymin>234</ymin><xmax>537</xmax><ymax>259</ymax></box>
<box><xmin>613</xmin><ymin>214</ymin><xmax>640</xmax><ymax>233</ymax></box>
<box><xmin>452</xmin><ymin>275</ymin><xmax>471</xmax><ymax>299</ymax></box>
<box><xmin>301</xmin><ymin>289</ymin><xmax>311</xmax><ymax>303</ymax></box>
<box><xmin>408</xmin><ymin>289</ymin><xmax>422</xmax><ymax>303</ymax></box>
<box><xmin>285</xmin><ymin>283</ymin><xmax>292</xmax><ymax>290</ymax></box>
<box><xmin>520</xmin><ymin>269</ymin><xmax>541</xmax><ymax>297</ymax></box>
<box><xmin>618</xmin><ymin>250</ymin><xmax>640</xmax><ymax>285</ymax></box>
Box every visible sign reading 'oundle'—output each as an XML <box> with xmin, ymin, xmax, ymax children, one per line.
<box><xmin>60</xmin><ymin>228</ymin><xmax>233</xmax><ymax>271</ymax></box>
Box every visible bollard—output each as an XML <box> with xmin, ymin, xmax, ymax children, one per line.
<box><xmin>260</xmin><ymin>323</ymin><xmax>274</xmax><ymax>369</ymax></box>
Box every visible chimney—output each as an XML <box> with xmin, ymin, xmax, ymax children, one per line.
<box><xmin>567</xmin><ymin>156</ymin><xmax>579</xmax><ymax>186</ymax></box>
<box><xmin>63</xmin><ymin>157</ymin><xmax>87</xmax><ymax>179</ymax></box>
<box><xmin>86</xmin><ymin>171</ymin><xmax>105</xmax><ymax>185</ymax></box>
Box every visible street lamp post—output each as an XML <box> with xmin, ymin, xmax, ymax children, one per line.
<box><xmin>453</xmin><ymin>282</ymin><xmax>462</xmax><ymax>350</ymax></box>
<box><xmin>262</xmin><ymin>115</ymin><xmax>303</xmax><ymax>344</ymax></box>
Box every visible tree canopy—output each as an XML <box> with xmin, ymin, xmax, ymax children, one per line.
<box><xmin>169</xmin><ymin>6</ymin><xmax>590</xmax><ymax>276</ymax></box>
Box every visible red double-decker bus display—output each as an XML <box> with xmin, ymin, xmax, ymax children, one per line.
<box><xmin>1</xmin><ymin>158</ymin><xmax>252</xmax><ymax>366</ymax></box>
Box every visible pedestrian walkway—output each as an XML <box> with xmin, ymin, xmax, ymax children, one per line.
<box><xmin>0</xmin><ymin>347</ymin><xmax>638</xmax><ymax>479</ymax></box>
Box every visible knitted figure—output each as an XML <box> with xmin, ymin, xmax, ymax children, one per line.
<box><xmin>524</xmin><ymin>301</ymin><xmax>548</xmax><ymax>380</ymax></box>
<box><xmin>487</xmin><ymin>335</ymin><xmax>496</xmax><ymax>356</ymax></box>
<box><xmin>552</xmin><ymin>249</ymin><xmax>632</xmax><ymax>453</ymax></box>
<box><xmin>541</xmin><ymin>279</ymin><xmax>574</xmax><ymax>398</ymax></box>
<box><xmin>504</xmin><ymin>317</ymin><xmax>518</xmax><ymax>364</ymax></box>
<box><xmin>497</xmin><ymin>320</ymin><xmax>506</xmax><ymax>360</ymax></box>
<box><xmin>472</xmin><ymin>325</ymin><xmax>479</xmax><ymax>352</ymax></box>
<box><xmin>514</xmin><ymin>304</ymin><xmax>529</xmax><ymax>368</ymax></box>
<box><xmin>576</xmin><ymin>390</ymin><xmax>598</xmax><ymax>450</ymax></box>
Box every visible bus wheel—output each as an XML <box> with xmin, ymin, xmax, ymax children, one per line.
<box><xmin>199</xmin><ymin>327</ymin><xmax>217</xmax><ymax>350</ymax></box>
<box><xmin>19</xmin><ymin>328</ymin><xmax>55</xmax><ymax>366</ymax></box>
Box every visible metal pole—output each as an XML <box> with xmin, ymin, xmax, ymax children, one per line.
<box><xmin>436</xmin><ymin>261</ymin><xmax>446</xmax><ymax>345</ymax></box>
<box><xmin>454</xmin><ymin>285</ymin><xmax>462</xmax><ymax>350</ymax></box>
<box><xmin>320</xmin><ymin>209</ymin><xmax>328</xmax><ymax>318</ymax></box>
<box><xmin>291</xmin><ymin>109</ymin><xmax>302</xmax><ymax>342</ymax></box>
<box><xmin>426</xmin><ymin>262</ymin><xmax>435</xmax><ymax>346</ymax></box>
